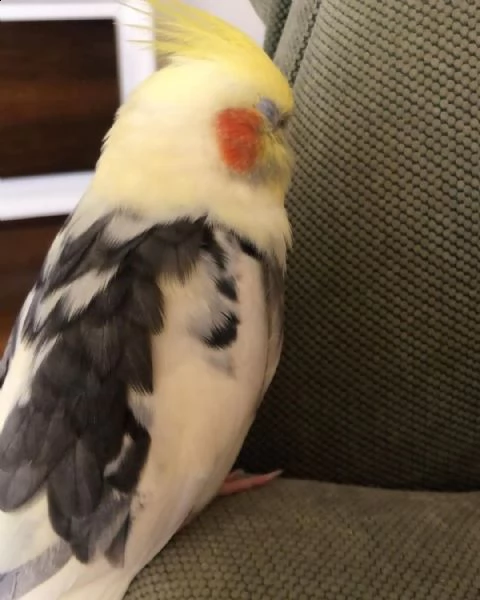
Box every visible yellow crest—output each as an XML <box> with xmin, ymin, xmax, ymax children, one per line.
<box><xmin>128</xmin><ymin>0</ymin><xmax>293</xmax><ymax>112</ymax></box>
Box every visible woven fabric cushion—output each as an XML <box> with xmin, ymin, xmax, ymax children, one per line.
<box><xmin>239</xmin><ymin>0</ymin><xmax>480</xmax><ymax>490</ymax></box>
<box><xmin>125</xmin><ymin>479</ymin><xmax>480</xmax><ymax>599</ymax></box>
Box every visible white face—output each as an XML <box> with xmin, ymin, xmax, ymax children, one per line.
<box><xmin>100</xmin><ymin>60</ymin><xmax>293</xmax><ymax>194</ymax></box>
<box><xmin>87</xmin><ymin>60</ymin><xmax>293</xmax><ymax>260</ymax></box>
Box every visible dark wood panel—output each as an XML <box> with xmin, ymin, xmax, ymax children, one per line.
<box><xmin>0</xmin><ymin>20</ymin><xmax>120</xmax><ymax>178</ymax></box>
<box><xmin>0</xmin><ymin>311</ymin><xmax>15</xmax><ymax>354</ymax></box>
<box><xmin>0</xmin><ymin>216</ymin><xmax>65</xmax><ymax>310</ymax></box>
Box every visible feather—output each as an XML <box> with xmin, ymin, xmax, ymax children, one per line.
<box><xmin>126</xmin><ymin>0</ymin><xmax>293</xmax><ymax>110</ymax></box>
<box><xmin>0</xmin><ymin>208</ymin><xmax>285</xmax><ymax>599</ymax></box>
<box><xmin>0</xmin><ymin>290</ymin><xmax>35</xmax><ymax>387</ymax></box>
<box><xmin>0</xmin><ymin>210</ymin><xmax>206</xmax><ymax>563</ymax></box>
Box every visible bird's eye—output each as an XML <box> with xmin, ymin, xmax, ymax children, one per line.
<box><xmin>257</xmin><ymin>98</ymin><xmax>280</xmax><ymax>127</ymax></box>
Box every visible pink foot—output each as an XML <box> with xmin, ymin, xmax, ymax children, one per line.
<box><xmin>178</xmin><ymin>470</ymin><xmax>283</xmax><ymax>532</ymax></box>
<box><xmin>218</xmin><ymin>469</ymin><xmax>283</xmax><ymax>496</ymax></box>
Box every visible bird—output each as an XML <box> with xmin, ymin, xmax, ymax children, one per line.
<box><xmin>0</xmin><ymin>1</ymin><xmax>294</xmax><ymax>598</ymax></box>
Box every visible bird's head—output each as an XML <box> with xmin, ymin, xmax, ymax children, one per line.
<box><xmin>90</xmin><ymin>0</ymin><xmax>295</xmax><ymax>255</ymax></box>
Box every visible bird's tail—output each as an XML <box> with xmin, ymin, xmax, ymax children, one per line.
<box><xmin>17</xmin><ymin>555</ymin><xmax>132</xmax><ymax>600</ymax></box>
<box><xmin>0</xmin><ymin>542</ymin><xmax>72</xmax><ymax>600</ymax></box>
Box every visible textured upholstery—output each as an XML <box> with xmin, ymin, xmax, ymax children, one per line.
<box><xmin>126</xmin><ymin>479</ymin><xmax>480</xmax><ymax>599</ymax></box>
<box><xmin>239</xmin><ymin>0</ymin><xmax>480</xmax><ymax>491</ymax></box>
<box><xmin>126</xmin><ymin>2</ymin><xmax>480</xmax><ymax>598</ymax></box>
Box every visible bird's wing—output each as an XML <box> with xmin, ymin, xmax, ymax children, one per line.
<box><xmin>0</xmin><ymin>208</ymin><xmax>206</xmax><ymax>566</ymax></box>
<box><xmin>238</xmin><ymin>239</ymin><xmax>285</xmax><ymax>396</ymax></box>
<box><xmin>0</xmin><ymin>291</ymin><xmax>35</xmax><ymax>388</ymax></box>
<box><xmin>261</xmin><ymin>253</ymin><xmax>285</xmax><ymax>394</ymax></box>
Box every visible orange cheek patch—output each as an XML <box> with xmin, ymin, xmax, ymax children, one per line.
<box><xmin>215</xmin><ymin>108</ymin><xmax>263</xmax><ymax>174</ymax></box>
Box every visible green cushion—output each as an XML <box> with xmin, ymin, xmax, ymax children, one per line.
<box><xmin>238</xmin><ymin>0</ymin><xmax>480</xmax><ymax>490</ymax></box>
<box><xmin>125</xmin><ymin>479</ymin><xmax>480</xmax><ymax>599</ymax></box>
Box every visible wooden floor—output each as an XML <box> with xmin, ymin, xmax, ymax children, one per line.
<box><xmin>0</xmin><ymin>216</ymin><xmax>64</xmax><ymax>354</ymax></box>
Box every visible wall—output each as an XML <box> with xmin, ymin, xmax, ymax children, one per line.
<box><xmin>0</xmin><ymin>0</ymin><xmax>265</xmax><ymax>221</ymax></box>
<box><xmin>185</xmin><ymin>0</ymin><xmax>265</xmax><ymax>45</ymax></box>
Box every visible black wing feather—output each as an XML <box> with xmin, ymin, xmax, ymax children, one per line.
<box><xmin>0</xmin><ymin>210</ymin><xmax>207</xmax><ymax>563</ymax></box>
<box><xmin>0</xmin><ymin>290</ymin><xmax>34</xmax><ymax>387</ymax></box>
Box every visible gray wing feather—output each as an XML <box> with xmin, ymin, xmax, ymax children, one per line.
<box><xmin>0</xmin><ymin>542</ymin><xmax>71</xmax><ymax>600</ymax></box>
<box><xmin>235</xmin><ymin>238</ymin><xmax>285</xmax><ymax>398</ymax></box>
<box><xmin>0</xmin><ymin>209</ymin><xmax>206</xmax><ymax>565</ymax></box>
<box><xmin>0</xmin><ymin>290</ymin><xmax>35</xmax><ymax>387</ymax></box>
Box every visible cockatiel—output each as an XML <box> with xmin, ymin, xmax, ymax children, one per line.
<box><xmin>0</xmin><ymin>1</ymin><xmax>294</xmax><ymax>598</ymax></box>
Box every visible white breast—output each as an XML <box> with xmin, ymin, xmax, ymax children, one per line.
<box><xmin>132</xmin><ymin>236</ymin><xmax>269</xmax><ymax>512</ymax></box>
<box><xmin>111</xmin><ymin>234</ymin><xmax>270</xmax><ymax>575</ymax></box>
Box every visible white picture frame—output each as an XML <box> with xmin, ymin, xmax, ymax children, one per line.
<box><xmin>0</xmin><ymin>0</ymin><xmax>156</xmax><ymax>221</ymax></box>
